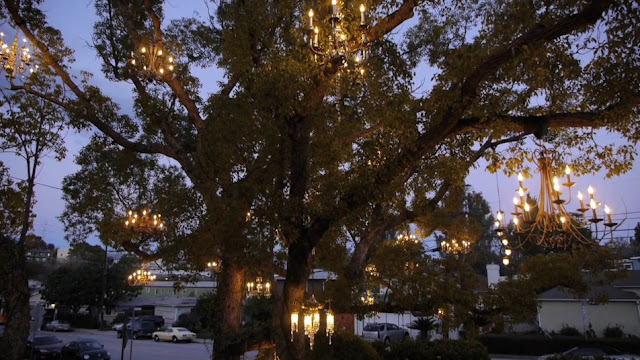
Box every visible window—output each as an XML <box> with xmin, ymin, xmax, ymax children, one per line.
<box><xmin>145</xmin><ymin>287</ymin><xmax>150</xmax><ymax>293</ymax></box>
<box><xmin>182</xmin><ymin>289</ymin><xmax>187</xmax><ymax>294</ymax></box>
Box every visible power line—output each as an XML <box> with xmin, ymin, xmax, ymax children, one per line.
<box><xmin>9</xmin><ymin>176</ymin><xmax>63</xmax><ymax>191</ymax></box>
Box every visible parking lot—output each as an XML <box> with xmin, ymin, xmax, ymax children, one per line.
<box><xmin>30</xmin><ymin>328</ymin><xmax>217</xmax><ymax>360</ymax></box>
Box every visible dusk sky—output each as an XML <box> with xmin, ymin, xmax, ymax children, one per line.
<box><xmin>1</xmin><ymin>1</ymin><xmax>638</xmax><ymax>250</ymax></box>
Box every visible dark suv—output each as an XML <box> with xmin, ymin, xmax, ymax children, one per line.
<box><xmin>136</xmin><ymin>315</ymin><xmax>164</xmax><ymax>329</ymax></box>
<box><xmin>117</xmin><ymin>320</ymin><xmax>157</xmax><ymax>339</ymax></box>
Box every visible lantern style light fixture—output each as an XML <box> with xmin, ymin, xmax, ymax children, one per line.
<box><xmin>305</xmin><ymin>1</ymin><xmax>369</xmax><ymax>70</ymax></box>
<box><xmin>497</xmin><ymin>150</ymin><xmax>617</xmax><ymax>249</ymax></box>
<box><xmin>128</xmin><ymin>42</ymin><xmax>174</xmax><ymax>80</ymax></box>
<box><xmin>290</xmin><ymin>295</ymin><xmax>334</xmax><ymax>349</ymax></box>
<box><xmin>127</xmin><ymin>268</ymin><xmax>157</xmax><ymax>286</ymax></box>
<box><xmin>361</xmin><ymin>290</ymin><xmax>375</xmax><ymax>306</ymax></box>
<box><xmin>246</xmin><ymin>276</ymin><xmax>271</xmax><ymax>298</ymax></box>
<box><xmin>125</xmin><ymin>208</ymin><xmax>164</xmax><ymax>235</ymax></box>
<box><xmin>0</xmin><ymin>32</ymin><xmax>37</xmax><ymax>80</ymax></box>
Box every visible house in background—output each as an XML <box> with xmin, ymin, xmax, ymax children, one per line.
<box><xmin>537</xmin><ymin>271</ymin><xmax>640</xmax><ymax>337</ymax></box>
<box><xmin>25</xmin><ymin>248</ymin><xmax>56</xmax><ymax>263</ymax></box>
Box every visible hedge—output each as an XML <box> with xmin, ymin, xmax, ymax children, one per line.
<box><xmin>479</xmin><ymin>334</ymin><xmax>640</xmax><ymax>356</ymax></box>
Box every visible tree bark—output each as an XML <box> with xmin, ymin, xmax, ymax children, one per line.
<box><xmin>276</xmin><ymin>240</ymin><xmax>313</xmax><ymax>360</ymax></box>
<box><xmin>0</xmin><ymin>236</ymin><xmax>31</xmax><ymax>360</ymax></box>
<box><xmin>213</xmin><ymin>260</ymin><xmax>247</xmax><ymax>360</ymax></box>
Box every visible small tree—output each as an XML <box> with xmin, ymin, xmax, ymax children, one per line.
<box><xmin>408</xmin><ymin>317</ymin><xmax>437</xmax><ymax>341</ymax></box>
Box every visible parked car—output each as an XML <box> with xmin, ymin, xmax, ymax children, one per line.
<box><xmin>538</xmin><ymin>346</ymin><xmax>639</xmax><ymax>359</ymax></box>
<box><xmin>116</xmin><ymin>320</ymin><xmax>156</xmax><ymax>339</ymax></box>
<box><xmin>111</xmin><ymin>323</ymin><xmax>124</xmax><ymax>331</ymax></box>
<box><xmin>25</xmin><ymin>335</ymin><xmax>64</xmax><ymax>360</ymax></box>
<box><xmin>43</xmin><ymin>320</ymin><xmax>71</xmax><ymax>332</ymax></box>
<box><xmin>136</xmin><ymin>315</ymin><xmax>164</xmax><ymax>329</ymax></box>
<box><xmin>59</xmin><ymin>338</ymin><xmax>110</xmax><ymax>360</ymax></box>
<box><xmin>152</xmin><ymin>327</ymin><xmax>196</xmax><ymax>343</ymax></box>
<box><xmin>362</xmin><ymin>323</ymin><xmax>410</xmax><ymax>345</ymax></box>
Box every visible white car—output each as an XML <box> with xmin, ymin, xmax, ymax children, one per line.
<box><xmin>152</xmin><ymin>327</ymin><xmax>196</xmax><ymax>343</ymax></box>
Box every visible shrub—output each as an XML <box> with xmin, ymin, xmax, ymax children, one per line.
<box><xmin>559</xmin><ymin>325</ymin><xmax>581</xmax><ymax>336</ymax></box>
<box><xmin>603</xmin><ymin>325</ymin><xmax>624</xmax><ymax>338</ymax></box>
<box><xmin>173</xmin><ymin>311</ymin><xmax>201</xmax><ymax>332</ymax></box>
<box><xmin>423</xmin><ymin>339</ymin><xmax>490</xmax><ymax>360</ymax></box>
<box><xmin>310</xmin><ymin>332</ymin><xmax>381</xmax><ymax>360</ymax></box>
<box><xmin>375</xmin><ymin>339</ymin><xmax>428</xmax><ymax>360</ymax></box>
<box><xmin>112</xmin><ymin>313</ymin><xmax>129</xmax><ymax>325</ymax></box>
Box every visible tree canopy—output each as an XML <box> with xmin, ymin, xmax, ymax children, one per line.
<box><xmin>0</xmin><ymin>1</ymin><xmax>638</xmax><ymax>359</ymax></box>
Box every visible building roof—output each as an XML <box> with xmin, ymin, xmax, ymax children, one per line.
<box><xmin>612</xmin><ymin>270</ymin><xmax>640</xmax><ymax>288</ymax></box>
<box><xmin>117</xmin><ymin>296</ymin><xmax>198</xmax><ymax>308</ymax></box>
<box><xmin>538</xmin><ymin>284</ymin><xmax>640</xmax><ymax>302</ymax></box>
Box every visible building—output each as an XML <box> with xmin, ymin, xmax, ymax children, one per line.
<box><xmin>537</xmin><ymin>271</ymin><xmax>640</xmax><ymax>337</ymax></box>
<box><xmin>25</xmin><ymin>248</ymin><xmax>56</xmax><ymax>263</ymax></box>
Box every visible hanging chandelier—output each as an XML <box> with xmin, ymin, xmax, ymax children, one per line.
<box><xmin>0</xmin><ymin>32</ymin><xmax>37</xmax><ymax>80</ymax></box>
<box><xmin>127</xmin><ymin>268</ymin><xmax>157</xmax><ymax>286</ymax></box>
<box><xmin>125</xmin><ymin>208</ymin><xmax>164</xmax><ymax>235</ymax></box>
<box><xmin>128</xmin><ymin>42</ymin><xmax>174</xmax><ymax>80</ymax></box>
<box><xmin>290</xmin><ymin>295</ymin><xmax>335</xmax><ymax>349</ymax></box>
<box><xmin>305</xmin><ymin>1</ymin><xmax>369</xmax><ymax>70</ymax></box>
<box><xmin>246</xmin><ymin>276</ymin><xmax>271</xmax><ymax>298</ymax></box>
<box><xmin>439</xmin><ymin>238</ymin><xmax>471</xmax><ymax>254</ymax></box>
<box><xmin>396</xmin><ymin>232</ymin><xmax>420</xmax><ymax>245</ymax></box>
<box><xmin>361</xmin><ymin>290</ymin><xmax>375</xmax><ymax>306</ymax></box>
<box><xmin>495</xmin><ymin>151</ymin><xmax>617</xmax><ymax>250</ymax></box>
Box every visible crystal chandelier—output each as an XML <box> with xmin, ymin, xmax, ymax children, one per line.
<box><xmin>127</xmin><ymin>268</ymin><xmax>157</xmax><ymax>286</ymax></box>
<box><xmin>305</xmin><ymin>1</ymin><xmax>369</xmax><ymax>69</ymax></box>
<box><xmin>128</xmin><ymin>42</ymin><xmax>174</xmax><ymax>80</ymax></box>
<box><xmin>0</xmin><ymin>32</ymin><xmax>37</xmax><ymax>80</ymax></box>
<box><xmin>246</xmin><ymin>276</ymin><xmax>271</xmax><ymax>298</ymax></box>
<box><xmin>125</xmin><ymin>209</ymin><xmax>164</xmax><ymax>235</ymax></box>
<box><xmin>361</xmin><ymin>290</ymin><xmax>375</xmax><ymax>306</ymax></box>
<box><xmin>290</xmin><ymin>295</ymin><xmax>335</xmax><ymax>349</ymax></box>
<box><xmin>495</xmin><ymin>151</ymin><xmax>616</xmax><ymax>251</ymax></box>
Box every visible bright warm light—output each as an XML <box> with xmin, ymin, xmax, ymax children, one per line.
<box><xmin>309</xmin><ymin>9</ymin><xmax>314</xmax><ymax>17</ymax></box>
<box><xmin>502</xmin><ymin>238</ymin><xmax>508</xmax><ymax>246</ymax></box>
<box><xmin>360</xmin><ymin>4</ymin><xmax>365</xmax><ymax>12</ymax></box>
<box><xmin>604</xmin><ymin>205</ymin><xmax>610</xmax><ymax>214</ymax></box>
<box><xmin>513</xmin><ymin>197</ymin><xmax>519</xmax><ymax>205</ymax></box>
<box><xmin>518</xmin><ymin>172</ymin><xmax>524</xmax><ymax>181</ymax></box>
<box><xmin>496</xmin><ymin>211</ymin><xmax>503</xmax><ymax>220</ymax></box>
<box><xmin>503</xmin><ymin>257</ymin><xmax>510</xmax><ymax>265</ymax></box>
<box><xmin>588</xmin><ymin>185</ymin><xmax>594</xmax><ymax>195</ymax></box>
<box><xmin>565</xmin><ymin>165</ymin><xmax>571</xmax><ymax>175</ymax></box>
<box><xmin>524</xmin><ymin>203</ymin><xmax>531</xmax><ymax>212</ymax></box>
<box><xmin>578</xmin><ymin>191</ymin><xmax>583</xmax><ymax>200</ymax></box>
<box><xmin>331</xmin><ymin>0</ymin><xmax>337</xmax><ymax>5</ymax></box>
<box><xmin>513</xmin><ymin>217</ymin><xmax>519</xmax><ymax>225</ymax></box>
<box><xmin>505</xmin><ymin>249</ymin><xmax>512</xmax><ymax>256</ymax></box>
<box><xmin>518</xmin><ymin>188</ymin><xmax>525</xmax><ymax>197</ymax></box>
<box><xmin>560</xmin><ymin>216</ymin><xmax>566</xmax><ymax>224</ymax></box>
<box><xmin>590</xmin><ymin>199</ymin><xmax>597</xmax><ymax>209</ymax></box>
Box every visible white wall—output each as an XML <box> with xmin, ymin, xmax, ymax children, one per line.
<box><xmin>353</xmin><ymin>312</ymin><xmax>459</xmax><ymax>340</ymax></box>
<box><xmin>538</xmin><ymin>300</ymin><xmax>640</xmax><ymax>336</ymax></box>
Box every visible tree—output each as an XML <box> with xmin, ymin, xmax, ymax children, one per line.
<box><xmin>40</xmin><ymin>258</ymin><xmax>139</xmax><ymax>316</ymax></box>
<box><xmin>0</xmin><ymin>73</ymin><xmax>67</xmax><ymax>360</ymax></box>
<box><xmin>1</xmin><ymin>1</ymin><xmax>639</xmax><ymax>359</ymax></box>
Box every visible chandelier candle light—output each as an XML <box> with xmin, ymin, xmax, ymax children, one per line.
<box><xmin>125</xmin><ymin>209</ymin><xmax>164</xmax><ymax>234</ymax></box>
<box><xmin>246</xmin><ymin>276</ymin><xmax>271</xmax><ymax>298</ymax></box>
<box><xmin>0</xmin><ymin>32</ymin><xmax>37</xmax><ymax>80</ymax></box>
<box><xmin>127</xmin><ymin>268</ymin><xmax>156</xmax><ymax>286</ymax></box>
<box><xmin>497</xmin><ymin>152</ymin><xmax>616</xmax><ymax>249</ymax></box>
<box><xmin>129</xmin><ymin>42</ymin><xmax>174</xmax><ymax>79</ymax></box>
<box><xmin>306</xmin><ymin>1</ymin><xmax>369</xmax><ymax>69</ymax></box>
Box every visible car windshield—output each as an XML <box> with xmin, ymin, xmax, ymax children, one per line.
<box><xmin>34</xmin><ymin>336</ymin><xmax>60</xmax><ymax>345</ymax></box>
<box><xmin>77</xmin><ymin>341</ymin><xmax>102</xmax><ymax>351</ymax></box>
<box><xmin>364</xmin><ymin>324</ymin><xmax>383</xmax><ymax>331</ymax></box>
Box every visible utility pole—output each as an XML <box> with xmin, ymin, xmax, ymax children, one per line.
<box><xmin>99</xmin><ymin>243</ymin><xmax>108</xmax><ymax>330</ymax></box>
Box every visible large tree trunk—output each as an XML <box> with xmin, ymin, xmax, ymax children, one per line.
<box><xmin>213</xmin><ymin>260</ymin><xmax>247</xmax><ymax>360</ymax></box>
<box><xmin>276</xmin><ymin>240</ymin><xmax>312</xmax><ymax>360</ymax></box>
<box><xmin>0</xmin><ymin>236</ymin><xmax>31</xmax><ymax>360</ymax></box>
